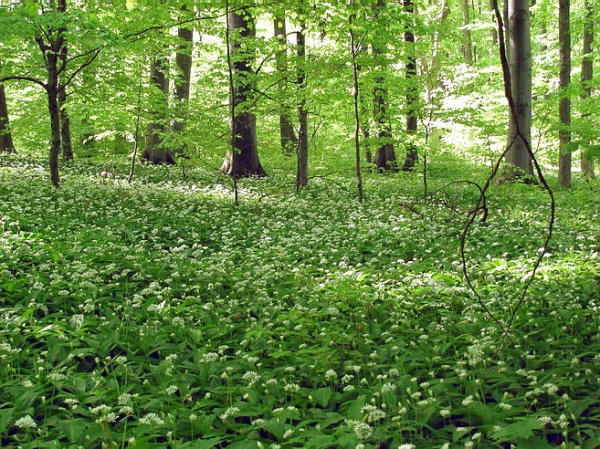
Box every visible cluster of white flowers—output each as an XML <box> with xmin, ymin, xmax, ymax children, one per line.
<box><xmin>219</xmin><ymin>406</ymin><xmax>240</xmax><ymax>421</ymax></box>
<box><xmin>139</xmin><ymin>413</ymin><xmax>165</xmax><ymax>425</ymax></box>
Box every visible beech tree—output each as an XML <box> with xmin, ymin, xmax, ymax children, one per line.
<box><xmin>171</xmin><ymin>8</ymin><xmax>194</xmax><ymax>155</ymax></box>
<box><xmin>273</xmin><ymin>10</ymin><xmax>298</xmax><ymax>156</ymax></box>
<box><xmin>403</xmin><ymin>0</ymin><xmax>418</xmax><ymax>171</ymax></box>
<box><xmin>0</xmin><ymin>81</ymin><xmax>15</xmax><ymax>153</ymax></box>
<box><xmin>579</xmin><ymin>0</ymin><xmax>595</xmax><ymax>178</ymax></box>
<box><xmin>558</xmin><ymin>0</ymin><xmax>571</xmax><ymax>188</ymax></box>
<box><xmin>371</xmin><ymin>0</ymin><xmax>397</xmax><ymax>172</ymax></box>
<box><xmin>504</xmin><ymin>0</ymin><xmax>533</xmax><ymax>180</ymax></box>
<box><xmin>142</xmin><ymin>56</ymin><xmax>175</xmax><ymax>165</ymax></box>
<box><xmin>220</xmin><ymin>4</ymin><xmax>267</xmax><ymax>177</ymax></box>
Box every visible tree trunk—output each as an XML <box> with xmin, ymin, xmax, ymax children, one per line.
<box><xmin>461</xmin><ymin>0</ymin><xmax>474</xmax><ymax>64</ymax></box>
<box><xmin>142</xmin><ymin>58</ymin><xmax>175</xmax><ymax>165</ymax></box>
<box><xmin>372</xmin><ymin>0</ymin><xmax>397</xmax><ymax>172</ymax></box>
<box><xmin>274</xmin><ymin>12</ymin><xmax>298</xmax><ymax>155</ymax></box>
<box><xmin>403</xmin><ymin>0</ymin><xmax>418</xmax><ymax>171</ymax></box>
<box><xmin>558</xmin><ymin>0</ymin><xmax>571</xmax><ymax>188</ymax></box>
<box><xmin>47</xmin><ymin>56</ymin><xmax>62</xmax><ymax>188</ymax></box>
<box><xmin>58</xmin><ymin>41</ymin><xmax>73</xmax><ymax>161</ymax></box>
<box><xmin>0</xmin><ymin>83</ymin><xmax>15</xmax><ymax>153</ymax></box>
<box><xmin>349</xmin><ymin>0</ymin><xmax>364</xmax><ymax>203</ymax></box>
<box><xmin>296</xmin><ymin>27</ymin><xmax>308</xmax><ymax>188</ymax></box>
<box><xmin>171</xmin><ymin>11</ymin><xmax>193</xmax><ymax>154</ymax></box>
<box><xmin>504</xmin><ymin>0</ymin><xmax>533</xmax><ymax>179</ymax></box>
<box><xmin>220</xmin><ymin>7</ymin><xmax>266</xmax><ymax>177</ymax></box>
<box><xmin>580</xmin><ymin>0</ymin><xmax>595</xmax><ymax>178</ymax></box>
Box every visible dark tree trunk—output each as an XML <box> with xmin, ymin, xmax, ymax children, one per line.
<box><xmin>580</xmin><ymin>0</ymin><xmax>594</xmax><ymax>178</ymax></box>
<box><xmin>403</xmin><ymin>0</ymin><xmax>418</xmax><ymax>171</ymax></box>
<box><xmin>220</xmin><ymin>7</ymin><xmax>266</xmax><ymax>177</ymax></box>
<box><xmin>504</xmin><ymin>0</ymin><xmax>533</xmax><ymax>179</ymax></box>
<box><xmin>59</xmin><ymin>41</ymin><xmax>73</xmax><ymax>161</ymax></box>
<box><xmin>558</xmin><ymin>0</ymin><xmax>571</xmax><ymax>188</ymax></box>
<box><xmin>171</xmin><ymin>11</ymin><xmax>193</xmax><ymax>154</ymax></box>
<box><xmin>296</xmin><ymin>27</ymin><xmax>308</xmax><ymax>188</ymax></box>
<box><xmin>372</xmin><ymin>0</ymin><xmax>397</xmax><ymax>172</ymax></box>
<box><xmin>274</xmin><ymin>12</ymin><xmax>298</xmax><ymax>155</ymax></box>
<box><xmin>47</xmin><ymin>56</ymin><xmax>62</xmax><ymax>187</ymax></box>
<box><xmin>461</xmin><ymin>0</ymin><xmax>474</xmax><ymax>63</ymax></box>
<box><xmin>142</xmin><ymin>58</ymin><xmax>175</xmax><ymax>165</ymax></box>
<box><xmin>0</xmin><ymin>83</ymin><xmax>15</xmax><ymax>153</ymax></box>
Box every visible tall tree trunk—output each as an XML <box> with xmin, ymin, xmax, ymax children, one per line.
<box><xmin>47</xmin><ymin>55</ymin><xmax>62</xmax><ymax>187</ymax></box>
<box><xmin>372</xmin><ymin>0</ymin><xmax>397</xmax><ymax>172</ymax></box>
<box><xmin>558</xmin><ymin>0</ymin><xmax>571</xmax><ymax>188</ymax></box>
<box><xmin>461</xmin><ymin>0</ymin><xmax>474</xmax><ymax>64</ymax></box>
<box><xmin>220</xmin><ymin>7</ymin><xmax>266</xmax><ymax>177</ymax></box>
<box><xmin>403</xmin><ymin>0</ymin><xmax>418</xmax><ymax>171</ymax></box>
<box><xmin>580</xmin><ymin>0</ymin><xmax>595</xmax><ymax>178</ymax></box>
<box><xmin>142</xmin><ymin>58</ymin><xmax>175</xmax><ymax>165</ymax></box>
<box><xmin>349</xmin><ymin>0</ymin><xmax>364</xmax><ymax>203</ymax></box>
<box><xmin>431</xmin><ymin>0</ymin><xmax>451</xmax><ymax>82</ymax></box>
<box><xmin>171</xmin><ymin>10</ymin><xmax>193</xmax><ymax>154</ymax></box>
<box><xmin>274</xmin><ymin>12</ymin><xmax>298</xmax><ymax>155</ymax></box>
<box><xmin>0</xmin><ymin>82</ymin><xmax>15</xmax><ymax>153</ymax></box>
<box><xmin>488</xmin><ymin>0</ymin><xmax>498</xmax><ymax>45</ymax></box>
<box><xmin>504</xmin><ymin>0</ymin><xmax>533</xmax><ymax>179</ymax></box>
<box><xmin>58</xmin><ymin>40</ymin><xmax>73</xmax><ymax>161</ymax></box>
<box><xmin>296</xmin><ymin>26</ymin><xmax>308</xmax><ymax>189</ymax></box>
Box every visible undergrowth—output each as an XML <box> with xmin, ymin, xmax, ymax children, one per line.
<box><xmin>0</xmin><ymin>156</ymin><xmax>599</xmax><ymax>448</ymax></box>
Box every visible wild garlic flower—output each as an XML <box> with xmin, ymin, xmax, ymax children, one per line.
<box><xmin>14</xmin><ymin>415</ymin><xmax>37</xmax><ymax>429</ymax></box>
<box><xmin>139</xmin><ymin>413</ymin><xmax>164</xmax><ymax>425</ymax></box>
<box><xmin>219</xmin><ymin>406</ymin><xmax>240</xmax><ymax>421</ymax></box>
<box><xmin>325</xmin><ymin>369</ymin><xmax>337</xmax><ymax>381</ymax></box>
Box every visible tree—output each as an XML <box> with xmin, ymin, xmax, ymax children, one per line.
<box><xmin>580</xmin><ymin>0</ymin><xmax>595</xmax><ymax>178</ymax></box>
<box><xmin>274</xmin><ymin>10</ymin><xmax>298</xmax><ymax>155</ymax></box>
<box><xmin>142</xmin><ymin>56</ymin><xmax>175</xmax><ymax>165</ymax></box>
<box><xmin>371</xmin><ymin>0</ymin><xmax>397</xmax><ymax>172</ymax></box>
<box><xmin>403</xmin><ymin>0</ymin><xmax>418</xmax><ymax>171</ymax></box>
<box><xmin>557</xmin><ymin>0</ymin><xmax>571</xmax><ymax>188</ymax></box>
<box><xmin>171</xmin><ymin>5</ymin><xmax>194</xmax><ymax>154</ymax></box>
<box><xmin>59</xmin><ymin>43</ymin><xmax>73</xmax><ymax>161</ymax></box>
<box><xmin>0</xmin><ymin>81</ymin><xmax>15</xmax><ymax>153</ymax></box>
<box><xmin>296</xmin><ymin>19</ymin><xmax>308</xmax><ymax>188</ymax></box>
<box><xmin>0</xmin><ymin>0</ymin><xmax>99</xmax><ymax>186</ymax></box>
<box><xmin>220</xmin><ymin>4</ymin><xmax>267</xmax><ymax>178</ymax></box>
<box><xmin>504</xmin><ymin>0</ymin><xmax>533</xmax><ymax>180</ymax></box>
<box><xmin>461</xmin><ymin>0</ymin><xmax>474</xmax><ymax>64</ymax></box>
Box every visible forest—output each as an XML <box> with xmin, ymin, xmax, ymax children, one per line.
<box><xmin>0</xmin><ymin>0</ymin><xmax>599</xmax><ymax>447</ymax></box>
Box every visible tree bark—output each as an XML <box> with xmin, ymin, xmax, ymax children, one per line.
<box><xmin>558</xmin><ymin>0</ymin><xmax>571</xmax><ymax>188</ymax></box>
<box><xmin>580</xmin><ymin>0</ymin><xmax>595</xmax><ymax>178</ymax></box>
<box><xmin>461</xmin><ymin>0</ymin><xmax>474</xmax><ymax>64</ymax></box>
<box><xmin>274</xmin><ymin>12</ymin><xmax>298</xmax><ymax>155</ymax></box>
<box><xmin>504</xmin><ymin>0</ymin><xmax>533</xmax><ymax>179</ymax></box>
<box><xmin>403</xmin><ymin>0</ymin><xmax>418</xmax><ymax>171</ymax></box>
<box><xmin>171</xmin><ymin>9</ymin><xmax>193</xmax><ymax>154</ymax></box>
<box><xmin>296</xmin><ymin>26</ymin><xmax>308</xmax><ymax>188</ymax></box>
<box><xmin>372</xmin><ymin>0</ymin><xmax>397</xmax><ymax>172</ymax></box>
<box><xmin>220</xmin><ymin>7</ymin><xmax>266</xmax><ymax>177</ymax></box>
<box><xmin>0</xmin><ymin>82</ymin><xmax>15</xmax><ymax>153</ymax></box>
<box><xmin>142</xmin><ymin>58</ymin><xmax>175</xmax><ymax>165</ymax></box>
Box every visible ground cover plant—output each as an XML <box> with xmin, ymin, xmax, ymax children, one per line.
<box><xmin>1</xmin><ymin>156</ymin><xmax>600</xmax><ymax>448</ymax></box>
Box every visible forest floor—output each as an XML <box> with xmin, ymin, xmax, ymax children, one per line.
<box><xmin>1</xmin><ymin>155</ymin><xmax>600</xmax><ymax>448</ymax></box>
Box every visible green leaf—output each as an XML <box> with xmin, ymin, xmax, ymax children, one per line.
<box><xmin>313</xmin><ymin>387</ymin><xmax>332</xmax><ymax>407</ymax></box>
<box><xmin>492</xmin><ymin>417</ymin><xmax>545</xmax><ymax>442</ymax></box>
<box><xmin>584</xmin><ymin>145</ymin><xmax>600</xmax><ymax>161</ymax></box>
<box><xmin>59</xmin><ymin>419</ymin><xmax>87</xmax><ymax>443</ymax></box>
<box><xmin>561</xmin><ymin>141</ymin><xmax>580</xmax><ymax>154</ymax></box>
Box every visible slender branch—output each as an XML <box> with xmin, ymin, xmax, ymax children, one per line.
<box><xmin>460</xmin><ymin>0</ymin><xmax>556</xmax><ymax>349</ymax></box>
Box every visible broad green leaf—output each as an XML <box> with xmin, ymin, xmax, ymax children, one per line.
<box><xmin>313</xmin><ymin>387</ymin><xmax>332</xmax><ymax>407</ymax></box>
<box><xmin>584</xmin><ymin>145</ymin><xmax>600</xmax><ymax>161</ymax></box>
<box><xmin>492</xmin><ymin>417</ymin><xmax>545</xmax><ymax>442</ymax></box>
<box><xmin>560</xmin><ymin>141</ymin><xmax>580</xmax><ymax>154</ymax></box>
